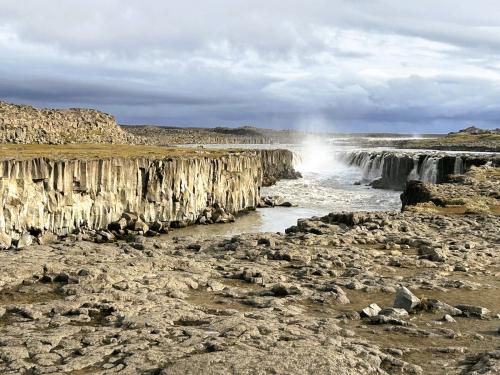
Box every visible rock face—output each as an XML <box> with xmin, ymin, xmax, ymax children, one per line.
<box><xmin>0</xmin><ymin>149</ymin><xmax>297</xmax><ymax>241</ymax></box>
<box><xmin>0</xmin><ymin>101</ymin><xmax>143</xmax><ymax>144</ymax></box>
<box><xmin>341</xmin><ymin>150</ymin><xmax>499</xmax><ymax>189</ymax></box>
<box><xmin>401</xmin><ymin>165</ymin><xmax>500</xmax><ymax>214</ymax></box>
<box><xmin>259</xmin><ymin>149</ymin><xmax>302</xmax><ymax>186</ymax></box>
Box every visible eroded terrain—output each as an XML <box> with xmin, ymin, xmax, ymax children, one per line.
<box><xmin>0</xmin><ymin>208</ymin><xmax>498</xmax><ymax>374</ymax></box>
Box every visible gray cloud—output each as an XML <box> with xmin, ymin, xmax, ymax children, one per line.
<box><xmin>0</xmin><ymin>0</ymin><xmax>499</xmax><ymax>132</ymax></box>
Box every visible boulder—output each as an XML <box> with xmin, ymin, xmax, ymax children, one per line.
<box><xmin>361</xmin><ymin>303</ymin><xmax>382</xmax><ymax>318</ymax></box>
<box><xmin>16</xmin><ymin>233</ymin><xmax>34</xmax><ymax>249</ymax></box>
<box><xmin>0</xmin><ymin>232</ymin><xmax>12</xmax><ymax>250</ymax></box>
<box><xmin>426</xmin><ymin>299</ymin><xmax>462</xmax><ymax>316</ymax></box>
<box><xmin>108</xmin><ymin>217</ymin><xmax>128</xmax><ymax>231</ymax></box>
<box><xmin>455</xmin><ymin>304</ymin><xmax>490</xmax><ymax>318</ymax></box>
<box><xmin>133</xmin><ymin>220</ymin><xmax>149</xmax><ymax>233</ymax></box>
<box><xmin>393</xmin><ymin>287</ymin><xmax>421</xmax><ymax>313</ymax></box>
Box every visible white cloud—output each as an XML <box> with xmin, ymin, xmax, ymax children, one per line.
<box><xmin>0</xmin><ymin>0</ymin><xmax>499</xmax><ymax>131</ymax></box>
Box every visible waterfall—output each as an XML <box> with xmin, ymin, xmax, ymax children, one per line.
<box><xmin>418</xmin><ymin>156</ymin><xmax>439</xmax><ymax>183</ymax></box>
<box><xmin>335</xmin><ymin>149</ymin><xmax>496</xmax><ymax>189</ymax></box>
<box><xmin>338</xmin><ymin>151</ymin><xmax>386</xmax><ymax>181</ymax></box>
<box><xmin>292</xmin><ymin>151</ymin><xmax>303</xmax><ymax>168</ymax></box>
<box><xmin>453</xmin><ymin>157</ymin><xmax>463</xmax><ymax>175</ymax></box>
<box><xmin>407</xmin><ymin>157</ymin><xmax>420</xmax><ymax>181</ymax></box>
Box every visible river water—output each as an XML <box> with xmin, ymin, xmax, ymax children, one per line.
<box><xmin>171</xmin><ymin>140</ymin><xmax>402</xmax><ymax>237</ymax></box>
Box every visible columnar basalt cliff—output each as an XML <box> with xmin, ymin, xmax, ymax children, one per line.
<box><xmin>0</xmin><ymin>101</ymin><xmax>144</xmax><ymax>144</ymax></box>
<box><xmin>342</xmin><ymin>150</ymin><xmax>500</xmax><ymax>190</ymax></box>
<box><xmin>0</xmin><ymin>148</ymin><xmax>297</xmax><ymax>243</ymax></box>
<box><xmin>259</xmin><ymin>149</ymin><xmax>302</xmax><ymax>186</ymax></box>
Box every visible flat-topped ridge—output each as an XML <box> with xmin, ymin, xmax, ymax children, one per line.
<box><xmin>0</xmin><ymin>100</ymin><xmax>144</xmax><ymax>145</ymax></box>
<box><xmin>0</xmin><ymin>144</ymin><xmax>242</xmax><ymax>161</ymax></box>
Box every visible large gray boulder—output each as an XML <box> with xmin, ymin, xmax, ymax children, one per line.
<box><xmin>394</xmin><ymin>287</ymin><xmax>421</xmax><ymax>313</ymax></box>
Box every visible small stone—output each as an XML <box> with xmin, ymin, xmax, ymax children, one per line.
<box><xmin>386</xmin><ymin>348</ymin><xmax>404</xmax><ymax>356</ymax></box>
<box><xmin>455</xmin><ymin>304</ymin><xmax>489</xmax><ymax>318</ymax></box>
<box><xmin>187</xmin><ymin>243</ymin><xmax>202</xmax><ymax>251</ymax></box>
<box><xmin>112</xmin><ymin>281</ymin><xmax>129</xmax><ymax>291</ymax></box>
<box><xmin>8</xmin><ymin>306</ymin><xmax>42</xmax><ymax>320</ymax></box>
<box><xmin>426</xmin><ymin>299</ymin><xmax>462</xmax><ymax>316</ymax></box>
<box><xmin>419</xmin><ymin>246</ymin><xmax>447</xmax><ymax>262</ymax></box>
<box><xmin>442</xmin><ymin>314</ymin><xmax>456</xmax><ymax>323</ymax></box>
<box><xmin>37</xmin><ymin>232</ymin><xmax>58</xmax><ymax>245</ymax></box>
<box><xmin>361</xmin><ymin>303</ymin><xmax>382</xmax><ymax>318</ymax></box>
<box><xmin>453</xmin><ymin>264</ymin><xmax>469</xmax><ymax>272</ymax></box>
<box><xmin>378</xmin><ymin>308</ymin><xmax>409</xmax><ymax>318</ymax></box>
<box><xmin>97</xmin><ymin>230</ymin><xmax>115</xmax><ymax>242</ymax></box>
<box><xmin>257</xmin><ymin>237</ymin><xmax>275</xmax><ymax>247</ymax></box>
<box><xmin>149</xmin><ymin>220</ymin><xmax>164</xmax><ymax>232</ymax></box>
<box><xmin>122</xmin><ymin>212</ymin><xmax>139</xmax><ymax>224</ymax></box>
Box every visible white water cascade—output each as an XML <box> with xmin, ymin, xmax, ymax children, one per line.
<box><xmin>338</xmin><ymin>150</ymin><xmax>491</xmax><ymax>189</ymax></box>
<box><xmin>419</xmin><ymin>156</ymin><xmax>439</xmax><ymax>183</ymax></box>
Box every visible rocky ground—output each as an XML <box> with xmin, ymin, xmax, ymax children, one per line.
<box><xmin>0</xmin><ymin>205</ymin><xmax>498</xmax><ymax>374</ymax></box>
<box><xmin>0</xmin><ymin>162</ymin><xmax>498</xmax><ymax>374</ymax></box>
<box><xmin>402</xmin><ymin>165</ymin><xmax>500</xmax><ymax>215</ymax></box>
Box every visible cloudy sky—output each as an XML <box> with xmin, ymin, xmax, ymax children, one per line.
<box><xmin>1</xmin><ymin>1</ymin><xmax>500</xmax><ymax>132</ymax></box>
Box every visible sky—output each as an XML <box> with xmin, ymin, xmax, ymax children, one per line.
<box><xmin>1</xmin><ymin>1</ymin><xmax>500</xmax><ymax>133</ymax></box>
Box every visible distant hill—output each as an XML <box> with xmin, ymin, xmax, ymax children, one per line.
<box><xmin>397</xmin><ymin>126</ymin><xmax>500</xmax><ymax>152</ymax></box>
<box><xmin>0</xmin><ymin>100</ymin><xmax>143</xmax><ymax>144</ymax></box>
<box><xmin>122</xmin><ymin>124</ymin><xmax>439</xmax><ymax>145</ymax></box>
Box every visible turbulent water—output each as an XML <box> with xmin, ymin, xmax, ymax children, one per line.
<box><xmin>173</xmin><ymin>139</ymin><xmax>496</xmax><ymax>236</ymax></box>
<box><xmin>173</xmin><ymin>141</ymin><xmax>402</xmax><ymax>236</ymax></box>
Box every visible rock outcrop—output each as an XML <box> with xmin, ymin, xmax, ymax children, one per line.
<box><xmin>341</xmin><ymin>150</ymin><xmax>500</xmax><ymax>190</ymax></box>
<box><xmin>0</xmin><ymin>148</ymin><xmax>297</xmax><ymax>242</ymax></box>
<box><xmin>401</xmin><ymin>165</ymin><xmax>500</xmax><ymax>214</ymax></box>
<box><xmin>0</xmin><ymin>101</ymin><xmax>143</xmax><ymax>144</ymax></box>
<box><xmin>259</xmin><ymin>149</ymin><xmax>302</xmax><ymax>186</ymax></box>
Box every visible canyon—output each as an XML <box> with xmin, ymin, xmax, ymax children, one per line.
<box><xmin>0</xmin><ymin>145</ymin><xmax>297</xmax><ymax>246</ymax></box>
<box><xmin>0</xmin><ymin>165</ymin><xmax>497</xmax><ymax>375</ymax></box>
<box><xmin>0</xmin><ymin>100</ymin><xmax>498</xmax><ymax>375</ymax></box>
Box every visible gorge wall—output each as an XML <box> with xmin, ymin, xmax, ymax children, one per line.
<box><xmin>341</xmin><ymin>151</ymin><xmax>500</xmax><ymax>190</ymax></box>
<box><xmin>259</xmin><ymin>149</ymin><xmax>302</xmax><ymax>186</ymax></box>
<box><xmin>0</xmin><ymin>149</ymin><xmax>297</xmax><ymax>243</ymax></box>
<box><xmin>0</xmin><ymin>101</ymin><xmax>143</xmax><ymax>144</ymax></box>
